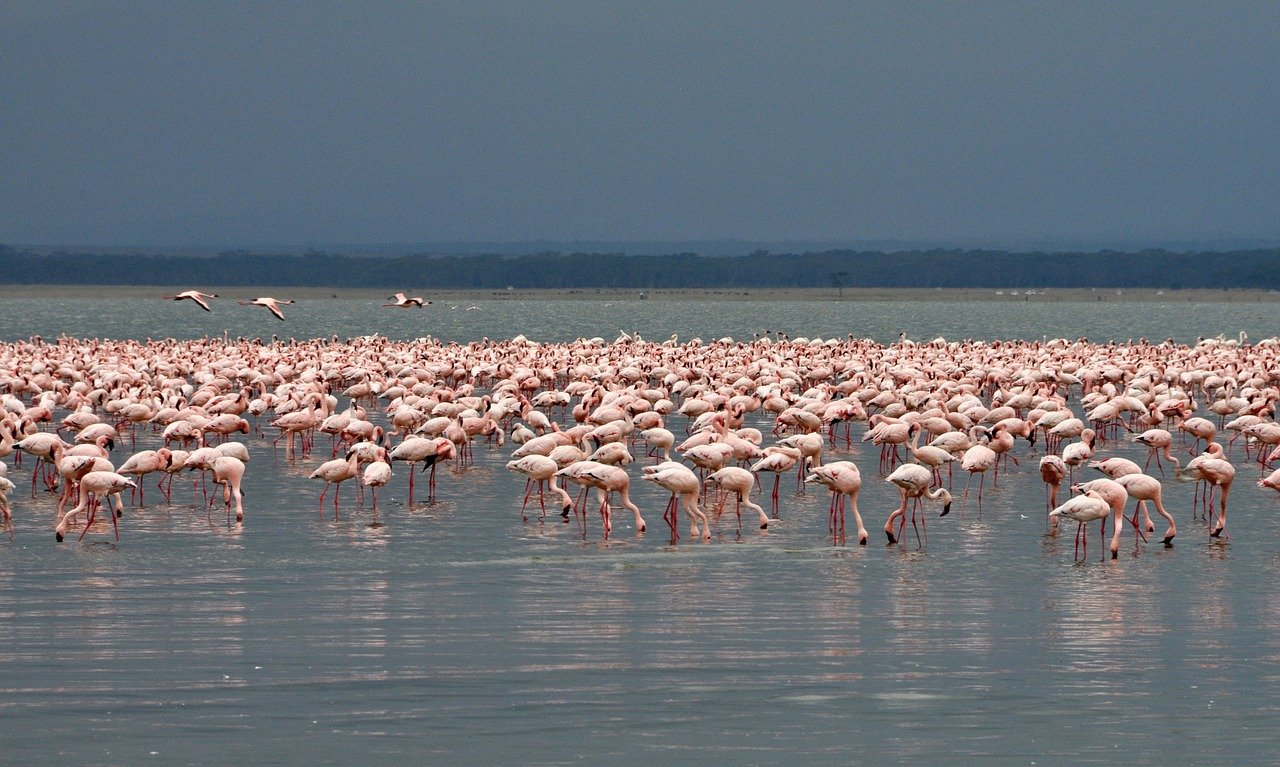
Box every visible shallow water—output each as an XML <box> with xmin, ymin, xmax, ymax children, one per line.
<box><xmin>2</xmin><ymin>297</ymin><xmax>1280</xmax><ymax>765</ymax></box>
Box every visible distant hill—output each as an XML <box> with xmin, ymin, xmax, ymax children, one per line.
<box><xmin>1</xmin><ymin>245</ymin><xmax>1277</xmax><ymax>290</ymax></box>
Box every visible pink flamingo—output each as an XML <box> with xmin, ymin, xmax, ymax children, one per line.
<box><xmin>388</xmin><ymin>436</ymin><xmax>453</xmax><ymax>505</ymax></box>
<box><xmin>238</xmin><ymin>297</ymin><xmax>294</xmax><ymax>321</ymax></box>
<box><xmin>1050</xmin><ymin>491</ymin><xmax>1111</xmax><ymax>560</ymax></box>
<box><xmin>117</xmin><ymin>447</ymin><xmax>173</xmax><ymax>506</ymax></box>
<box><xmin>162</xmin><ymin>290</ymin><xmax>217</xmax><ymax>311</ymax></box>
<box><xmin>749</xmin><ymin>446</ymin><xmax>800</xmax><ymax>518</ymax></box>
<box><xmin>1132</xmin><ymin>429</ymin><xmax>1179</xmax><ymax>475</ymax></box>
<box><xmin>961</xmin><ymin>428</ymin><xmax>997</xmax><ymax>504</ymax></box>
<box><xmin>309</xmin><ymin>449</ymin><xmax>360</xmax><ymax>519</ymax></box>
<box><xmin>705</xmin><ymin>466</ymin><xmax>770</xmax><ymax>532</ymax></box>
<box><xmin>1039</xmin><ymin>455</ymin><xmax>1067</xmax><ymax>528</ymax></box>
<box><xmin>805</xmin><ymin>460</ymin><xmax>866</xmax><ymax>545</ymax></box>
<box><xmin>1259</xmin><ymin>468</ymin><xmax>1280</xmax><ymax>493</ymax></box>
<box><xmin>506</xmin><ymin>454</ymin><xmax>574</xmax><ymax>521</ymax></box>
<box><xmin>361</xmin><ymin>448</ymin><xmax>393</xmax><ymax>515</ymax></box>
<box><xmin>210</xmin><ymin>455</ymin><xmax>246</xmax><ymax>523</ymax></box>
<box><xmin>1114</xmin><ymin>473</ymin><xmax>1176</xmax><ymax>544</ymax></box>
<box><xmin>884</xmin><ymin>462</ymin><xmax>952</xmax><ymax>546</ymax></box>
<box><xmin>383</xmin><ymin>292</ymin><xmax>430</xmax><ymax>307</ymax></box>
<box><xmin>642</xmin><ymin>463</ymin><xmax>710</xmax><ymax>542</ymax></box>
<box><xmin>55</xmin><ymin>471</ymin><xmax>135</xmax><ymax>542</ymax></box>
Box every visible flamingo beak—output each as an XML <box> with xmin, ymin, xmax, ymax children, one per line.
<box><xmin>940</xmin><ymin>501</ymin><xmax>952</xmax><ymax>517</ymax></box>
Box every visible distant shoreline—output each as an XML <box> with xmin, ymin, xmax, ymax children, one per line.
<box><xmin>0</xmin><ymin>285</ymin><xmax>1277</xmax><ymax>303</ymax></box>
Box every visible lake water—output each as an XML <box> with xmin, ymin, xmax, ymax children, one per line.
<box><xmin>2</xmin><ymin>295</ymin><xmax>1280</xmax><ymax>765</ymax></box>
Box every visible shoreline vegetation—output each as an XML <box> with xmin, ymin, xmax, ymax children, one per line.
<box><xmin>1</xmin><ymin>285</ymin><xmax>1277</xmax><ymax>303</ymax></box>
<box><xmin>2</xmin><ymin>247</ymin><xmax>1278</xmax><ymax>292</ymax></box>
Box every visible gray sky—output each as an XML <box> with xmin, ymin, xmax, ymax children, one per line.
<box><xmin>3</xmin><ymin>1</ymin><xmax>1279</xmax><ymax>249</ymax></box>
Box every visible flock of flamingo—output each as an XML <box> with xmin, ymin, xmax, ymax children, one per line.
<box><xmin>2</xmin><ymin>295</ymin><xmax>1279</xmax><ymax>558</ymax></box>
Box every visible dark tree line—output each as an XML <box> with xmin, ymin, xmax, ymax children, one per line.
<box><xmin>1</xmin><ymin>246</ymin><xmax>1277</xmax><ymax>290</ymax></box>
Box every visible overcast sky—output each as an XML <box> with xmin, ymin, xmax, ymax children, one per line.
<box><xmin>3</xmin><ymin>2</ymin><xmax>1278</xmax><ymax>249</ymax></box>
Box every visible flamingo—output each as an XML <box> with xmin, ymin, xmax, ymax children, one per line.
<box><xmin>642</xmin><ymin>463</ymin><xmax>710</xmax><ymax>542</ymax></box>
<box><xmin>162</xmin><ymin>290</ymin><xmax>217</xmax><ymax>311</ymax></box>
<box><xmin>55</xmin><ymin>471</ymin><xmax>135</xmax><ymax>542</ymax></box>
<box><xmin>506</xmin><ymin>454</ymin><xmax>574</xmax><ymax>521</ymax></box>
<box><xmin>361</xmin><ymin>448</ymin><xmax>393</xmax><ymax>515</ymax></box>
<box><xmin>309</xmin><ymin>448</ymin><xmax>360</xmax><ymax>518</ymax></box>
<box><xmin>1132</xmin><ymin>429</ymin><xmax>1180</xmax><ymax>475</ymax></box>
<box><xmin>1183</xmin><ymin>450</ymin><xmax>1235</xmax><ymax>538</ymax></box>
<box><xmin>749</xmin><ymin>446</ymin><xmax>801</xmax><ymax>518</ymax></box>
<box><xmin>555</xmin><ymin>461</ymin><xmax>644</xmax><ymax>538</ymax></box>
<box><xmin>805</xmin><ymin>461</ymin><xmax>866</xmax><ymax>544</ymax></box>
<box><xmin>210</xmin><ymin>455</ymin><xmax>246</xmax><ymax>523</ymax></box>
<box><xmin>1039</xmin><ymin>455</ymin><xmax>1067</xmax><ymax>528</ymax></box>
<box><xmin>705</xmin><ymin>466</ymin><xmax>770</xmax><ymax>531</ymax></box>
<box><xmin>238</xmin><ymin>297</ymin><xmax>294</xmax><ymax>321</ymax></box>
<box><xmin>960</xmin><ymin>428</ymin><xmax>997</xmax><ymax>504</ymax></box>
<box><xmin>1049</xmin><ymin>491</ymin><xmax>1111</xmax><ymax>559</ymax></box>
<box><xmin>0</xmin><ymin>475</ymin><xmax>12</xmax><ymax>523</ymax></box>
<box><xmin>884</xmin><ymin>462</ymin><xmax>952</xmax><ymax>546</ymax></box>
<box><xmin>905</xmin><ymin>423</ymin><xmax>958</xmax><ymax>484</ymax></box>
<box><xmin>1178</xmin><ymin>416</ymin><xmax>1217</xmax><ymax>454</ymax></box>
<box><xmin>1072</xmin><ymin>477</ymin><xmax>1143</xmax><ymax>557</ymax></box>
<box><xmin>1061</xmin><ymin>428</ymin><xmax>1098</xmax><ymax>480</ymax></box>
<box><xmin>1114</xmin><ymin>473</ymin><xmax>1176</xmax><ymax>544</ymax></box>
<box><xmin>1259</xmin><ymin>468</ymin><xmax>1280</xmax><ymax>493</ymax></box>
<box><xmin>384</xmin><ymin>292</ymin><xmax>430</xmax><ymax>307</ymax></box>
<box><xmin>117</xmin><ymin>448</ymin><xmax>173</xmax><ymax>506</ymax></box>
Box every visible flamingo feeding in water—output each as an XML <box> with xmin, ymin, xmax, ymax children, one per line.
<box><xmin>55</xmin><ymin>471</ymin><xmax>136</xmax><ymax>542</ymax></box>
<box><xmin>506</xmin><ymin>454</ymin><xmax>574</xmax><ymax>521</ymax></box>
<box><xmin>705</xmin><ymin>466</ymin><xmax>770</xmax><ymax>532</ymax></box>
<box><xmin>1050</xmin><ymin>490</ymin><xmax>1112</xmax><ymax>560</ymax></box>
<box><xmin>642</xmin><ymin>463</ymin><xmax>710</xmax><ymax>542</ymax></box>
<box><xmin>805</xmin><ymin>460</ymin><xmax>866</xmax><ymax>545</ymax></box>
<box><xmin>884</xmin><ymin>462</ymin><xmax>952</xmax><ymax>546</ymax></box>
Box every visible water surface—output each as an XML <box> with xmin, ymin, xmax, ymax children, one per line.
<box><xmin>2</xmin><ymin>296</ymin><xmax>1280</xmax><ymax>765</ymax></box>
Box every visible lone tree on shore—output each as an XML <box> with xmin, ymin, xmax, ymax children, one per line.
<box><xmin>831</xmin><ymin>271</ymin><xmax>850</xmax><ymax>298</ymax></box>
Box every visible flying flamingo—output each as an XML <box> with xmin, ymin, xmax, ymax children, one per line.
<box><xmin>238</xmin><ymin>297</ymin><xmax>294</xmax><ymax>321</ymax></box>
<box><xmin>642</xmin><ymin>463</ymin><xmax>710</xmax><ymax>542</ymax></box>
<box><xmin>163</xmin><ymin>290</ymin><xmax>217</xmax><ymax>311</ymax></box>
<box><xmin>384</xmin><ymin>292</ymin><xmax>430</xmax><ymax>307</ymax></box>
